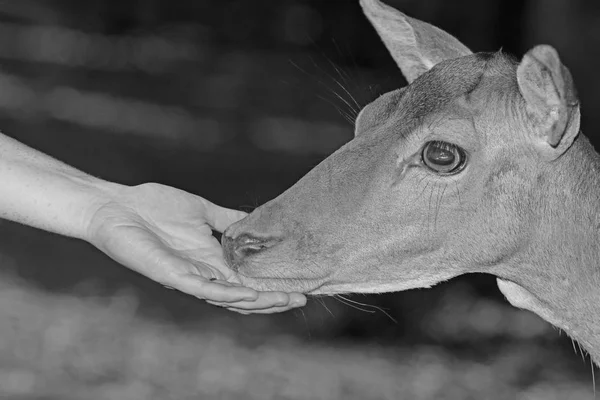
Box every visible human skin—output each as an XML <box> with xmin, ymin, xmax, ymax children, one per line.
<box><xmin>0</xmin><ymin>132</ymin><xmax>306</xmax><ymax>313</ymax></box>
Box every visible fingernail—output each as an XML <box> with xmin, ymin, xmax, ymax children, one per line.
<box><xmin>292</xmin><ymin>298</ymin><xmax>306</xmax><ymax>307</ymax></box>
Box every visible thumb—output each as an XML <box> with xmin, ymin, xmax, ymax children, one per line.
<box><xmin>202</xmin><ymin>199</ymin><xmax>248</xmax><ymax>232</ymax></box>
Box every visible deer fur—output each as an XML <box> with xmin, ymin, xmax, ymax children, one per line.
<box><xmin>223</xmin><ymin>0</ymin><xmax>600</xmax><ymax>364</ymax></box>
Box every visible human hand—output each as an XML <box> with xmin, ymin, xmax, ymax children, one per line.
<box><xmin>86</xmin><ymin>183</ymin><xmax>306</xmax><ymax>314</ymax></box>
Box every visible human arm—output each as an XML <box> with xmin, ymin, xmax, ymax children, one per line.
<box><xmin>0</xmin><ymin>132</ymin><xmax>306</xmax><ymax>313</ymax></box>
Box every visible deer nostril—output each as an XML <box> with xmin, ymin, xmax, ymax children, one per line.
<box><xmin>234</xmin><ymin>234</ymin><xmax>274</xmax><ymax>255</ymax></box>
<box><xmin>237</xmin><ymin>234</ymin><xmax>265</xmax><ymax>247</ymax></box>
<box><xmin>222</xmin><ymin>233</ymin><xmax>277</xmax><ymax>271</ymax></box>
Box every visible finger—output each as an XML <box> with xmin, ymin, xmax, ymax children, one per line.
<box><xmin>172</xmin><ymin>274</ymin><xmax>259</xmax><ymax>302</ymax></box>
<box><xmin>202</xmin><ymin>199</ymin><xmax>248</xmax><ymax>232</ymax></box>
<box><xmin>115</xmin><ymin>237</ymin><xmax>258</xmax><ymax>302</ymax></box>
<box><xmin>207</xmin><ymin>291</ymin><xmax>307</xmax><ymax>310</ymax></box>
<box><xmin>214</xmin><ymin>294</ymin><xmax>307</xmax><ymax>314</ymax></box>
<box><xmin>225</xmin><ymin>304</ymin><xmax>303</xmax><ymax>315</ymax></box>
<box><xmin>228</xmin><ymin>292</ymin><xmax>307</xmax><ymax>309</ymax></box>
<box><xmin>207</xmin><ymin>291</ymin><xmax>289</xmax><ymax>309</ymax></box>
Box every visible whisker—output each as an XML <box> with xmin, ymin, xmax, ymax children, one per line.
<box><xmin>415</xmin><ymin>175</ymin><xmax>430</xmax><ymax>199</ymax></box>
<box><xmin>317</xmin><ymin>297</ymin><xmax>335</xmax><ymax>318</ymax></box>
<box><xmin>308</xmin><ymin>55</ymin><xmax>360</xmax><ymax>116</ymax></box>
<box><xmin>333</xmin><ymin>295</ymin><xmax>376</xmax><ymax>314</ymax></box>
<box><xmin>454</xmin><ymin>181</ymin><xmax>462</xmax><ymax>208</ymax></box>
<box><xmin>337</xmin><ymin>294</ymin><xmax>398</xmax><ymax>323</ymax></box>
<box><xmin>296</xmin><ymin>308</ymin><xmax>311</xmax><ymax>339</ymax></box>
<box><xmin>289</xmin><ymin>56</ymin><xmax>361</xmax><ymax>123</ymax></box>
<box><xmin>317</xmin><ymin>94</ymin><xmax>355</xmax><ymax>125</ymax></box>
<box><xmin>330</xmin><ymin>38</ymin><xmax>355</xmax><ymax>82</ymax></box>
<box><xmin>329</xmin><ymin>89</ymin><xmax>360</xmax><ymax>119</ymax></box>
<box><xmin>427</xmin><ymin>182</ymin><xmax>436</xmax><ymax>234</ymax></box>
<box><xmin>324</xmin><ymin>58</ymin><xmax>362</xmax><ymax>112</ymax></box>
<box><xmin>434</xmin><ymin>183</ymin><xmax>448</xmax><ymax>230</ymax></box>
<box><xmin>591</xmin><ymin>355</ymin><xmax>596</xmax><ymax>398</ymax></box>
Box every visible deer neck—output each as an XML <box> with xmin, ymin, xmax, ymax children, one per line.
<box><xmin>519</xmin><ymin>133</ymin><xmax>600</xmax><ymax>360</ymax></box>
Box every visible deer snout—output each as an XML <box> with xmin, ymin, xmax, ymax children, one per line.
<box><xmin>222</xmin><ymin>230</ymin><xmax>278</xmax><ymax>271</ymax></box>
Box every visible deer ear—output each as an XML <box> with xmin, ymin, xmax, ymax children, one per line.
<box><xmin>360</xmin><ymin>0</ymin><xmax>472</xmax><ymax>83</ymax></box>
<box><xmin>517</xmin><ymin>45</ymin><xmax>580</xmax><ymax>159</ymax></box>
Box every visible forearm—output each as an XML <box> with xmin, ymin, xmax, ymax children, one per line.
<box><xmin>0</xmin><ymin>133</ymin><xmax>121</xmax><ymax>239</ymax></box>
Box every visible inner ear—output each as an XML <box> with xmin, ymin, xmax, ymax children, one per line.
<box><xmin>355</xmin><ymin>89</ymin><xmax>405</xmax><ymax>137</ymax></box>
<box><xmin>517</xmin><ymin>45</ymin><xmax>580</xmax><ymax>159</ymax></box>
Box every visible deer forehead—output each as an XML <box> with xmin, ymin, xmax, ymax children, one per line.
<box><xmin>357</xmin><ymin>52</ymin><xmax>521</xmax><ymax>144</ymax></box>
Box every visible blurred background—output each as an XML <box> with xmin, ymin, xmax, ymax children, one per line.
<box><xmin>0</xmin><ymin>0</ymin><xmax>598</xmax><ymax>399</ymax></box>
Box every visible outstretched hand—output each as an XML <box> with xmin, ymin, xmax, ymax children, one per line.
<box><xmin>85</xmin><ymin>183</ymin><xmax>306</xmax><ymax>314</ymax></box>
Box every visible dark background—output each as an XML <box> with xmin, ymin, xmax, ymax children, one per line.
<box><xmin>0</xmin><ymin>0</ymin><xmax>598</xmax><ymax>398</ymax></box>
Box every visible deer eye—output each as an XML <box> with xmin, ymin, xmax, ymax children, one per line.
<box><xmin>422</xmin><ymin>141</ymin><xmax>466</xmax><ymax>174</ymax></box>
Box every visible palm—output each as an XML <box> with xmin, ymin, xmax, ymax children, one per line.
<box><xmin>86</xmin><ymin>183</ymin><xmax>306</xmax><ymax>313</ymax></box>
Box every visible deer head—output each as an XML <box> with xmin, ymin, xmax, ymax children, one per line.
<box><xmin>222</xmin><ymin>0</ymin><xmax>585</xmax><ymax>310</ymax></box>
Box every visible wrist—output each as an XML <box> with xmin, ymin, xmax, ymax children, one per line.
<box><xmin>76</xmin><ymin>177</ymin><xmax>126</xmax><ymax>241</ymax></box>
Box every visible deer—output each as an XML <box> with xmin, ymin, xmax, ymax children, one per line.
<box><xmin>222</xmin><ymin>0</ymin><xmax>600</xmax><ymax>364</ymax></box>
